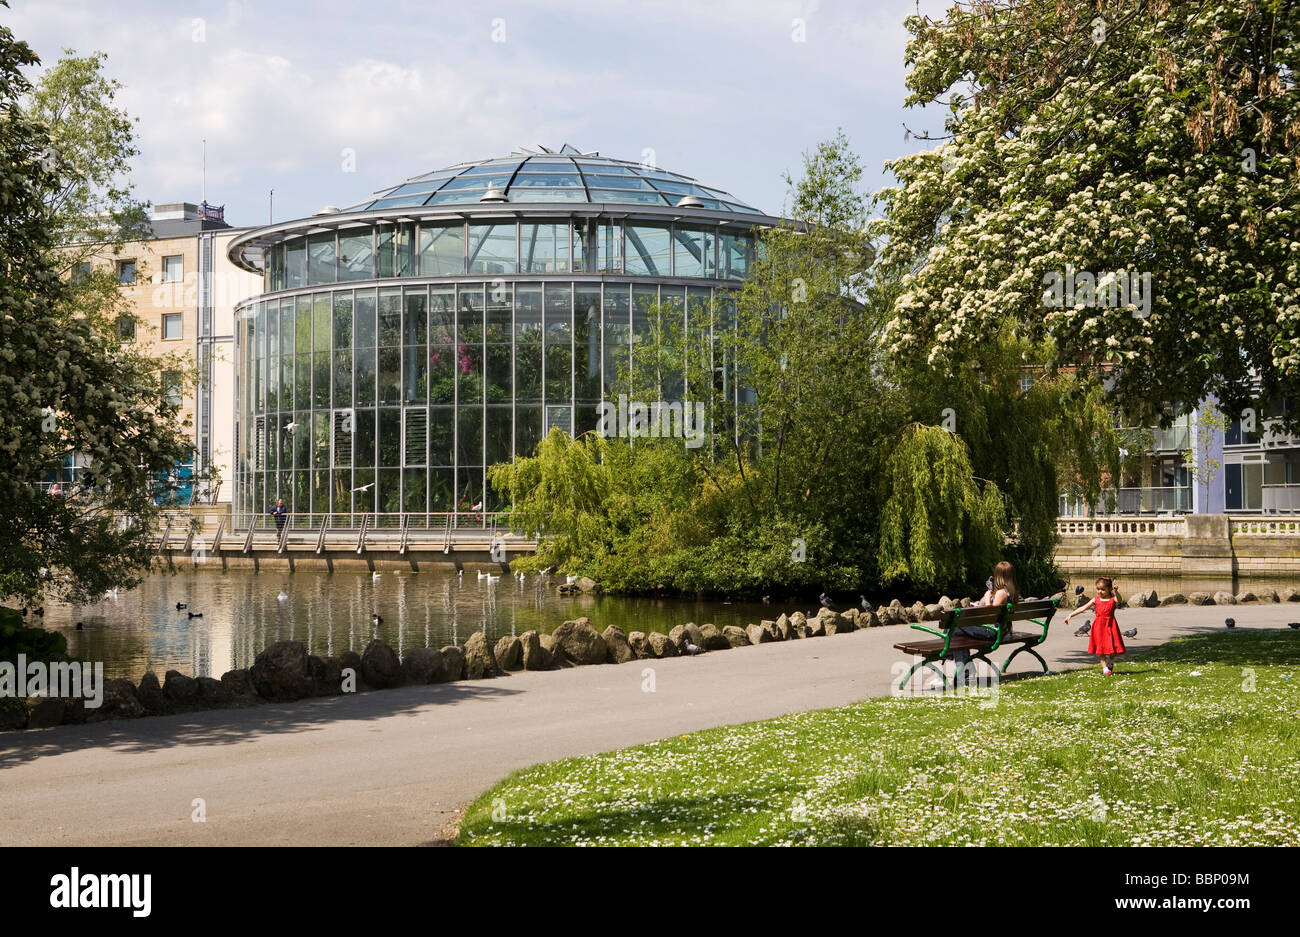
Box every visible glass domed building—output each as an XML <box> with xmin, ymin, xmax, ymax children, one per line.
<box><xmin>227</xmin><ymin>145</ymin><xmax>779</xmax><ymax>521</ymax></box>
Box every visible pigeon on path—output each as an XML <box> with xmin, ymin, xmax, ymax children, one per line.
<box><xmin>1074</xmin><ymin>620</ymin><xmax>1092</xmax><ymax>637</ymax></box>
<box><xmin>1122</xmin><ymin>627</ymin><xmax>1137</xmax><ymax>638</ymax></box>
<box><xmin>1225</xmin><ymin>617</ymin><xmax>1236</xmax><ymax>630</ymax></box>
<box><xmin>819</xmin><ymin>592</ymin><xmax>836</xmax><ymax>611</ymax></box>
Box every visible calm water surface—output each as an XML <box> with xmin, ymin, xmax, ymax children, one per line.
<box><xmin>41</xmin><ymin>569</ymin><xmax>1298</xmax><ymax>680</ymax></box>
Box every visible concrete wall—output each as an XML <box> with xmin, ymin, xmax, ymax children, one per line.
<box><xmin>1055</xmin><ymin>514</ymin><xmax>1300</xmax><ymax>577</ymax></box>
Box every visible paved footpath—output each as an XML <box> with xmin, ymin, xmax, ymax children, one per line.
<box><xmin>1</xmin><ymin>604</ymin><xmax>1295</xmax><ymax>845</ymax></box>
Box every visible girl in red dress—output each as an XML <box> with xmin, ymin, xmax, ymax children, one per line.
<box><xmin>1064</xmin><ymin>577</ymin><xmax>1126</xmax><ymax>675</ymax></box>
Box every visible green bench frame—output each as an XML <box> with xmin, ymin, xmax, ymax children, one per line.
<box><xmin>892</xmin><ymin>598</ymin><xmax>1060</xmax><ymax>691</ymax></box>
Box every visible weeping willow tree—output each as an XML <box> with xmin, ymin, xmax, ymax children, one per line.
<box><xmin>878</xmin><ymin>424</ymin><xmax>1006</xmax><ymax>589</ymax></box>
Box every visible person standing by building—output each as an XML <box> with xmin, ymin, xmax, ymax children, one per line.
<box><xmin>270</xmin><ymin>497</ymin><xmax>287</xmax><ymax>532</ymax></box>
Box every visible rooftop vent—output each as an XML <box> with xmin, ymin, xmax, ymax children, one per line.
<box><xmin>315</xmin><ymin>205</ymin><xmax>341</xmax><ymax>215</ymax></box>
<box><xmin>480</xmin><ymin>186</ymin><xmax>508</xmax><ymax>203</ymax></box>
<box><xmin>675</xmin><ymin>195</ymin><xmax>704</xmax><ymax>209</ymax></box>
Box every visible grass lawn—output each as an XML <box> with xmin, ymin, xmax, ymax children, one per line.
<box><xmin>455</xmin><ymin>630</ymin><xmax>1300</xmax><ymax>846</ymax></box>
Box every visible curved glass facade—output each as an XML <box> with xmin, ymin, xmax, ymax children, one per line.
<box><xmin>232</xmin><ymin>151</ymin><xmax>773</xmax><ymax>522</ymax></box>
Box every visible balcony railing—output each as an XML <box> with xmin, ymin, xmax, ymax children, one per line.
<box><xmin>1060</xmin><ymin>486</ymin><xmax>1193</xmax><ymax>517</ymax></box>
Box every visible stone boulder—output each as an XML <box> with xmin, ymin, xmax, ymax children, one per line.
<box><xmin>877</xmin><ymin>605</ymin><xmax>907</xmax><ymax>626</ymax></box>
<box><xmin>362</xmin><ymin>640</ymin><xmax>404</xmax><ymax>688</ymax></box>
<box><xmin>1188</xmin><ymin>591</ymin><xmax>1214</xmax><ymax>606</ymax></box>
<box><xmin>164</xmin><ymin>669</ymin><xmax>199</xmax><ymax>704</ymax></box>
<box><xmin>196</xmin><ymin>676</ymin><xmax>229</xmax><ymax>708</ymax></box>
<box><xmin>648</xmin><ymin>631</ymin><xmax>678</xmax><ymax>658</ymax></box>
<box><xmin>439</xmin><ymin>645</ymin><xmax>466</xmax><ymax>681</ymax></box>
<box><xmin>627</xmin><ymin>631</ymin><xmax>652</xmax><ymax>659</ymax></box>
<box><xmin>1283</xmin><ymin>588</ymin><xmax>1300</xmax><ymax>603</ymax></box>
<box><xmin>219</xmin><ymin>669</ymin><xmax>260</xmax><ymax>706</ymax></box>
<box><xmin>1258</xmin><ymin>588</ymin><xmax>1280</xmax><ymax>603</ymax></box>
<box><xmin>575</xmin><ymin>576</ymin><xmax>599</xmax><ymax>593</ymax></box>
<box><xmin>1213</xmin><ymin>591</ymin><xmax>1237</xmax><ymax>606</ymax></box>
<box><xmin>922</xmin><ymin>603</ymin><xmax>944</xmax><ymax>622</ymax></box>
<box><xmin>87</xmin><ymin>678</ymin><xmax>145</xmax><ymax>721</ymax></box>
<box><xmin>1235</xmin><ymin>591</ymin><xmax>1258</xmax><ymax>604</ymax></box>
<box><xmin>494</xmin><ymin>635</ymin><xmax>523</xmax><ymax>671</ymax></box>
<box><xmin>602</xmin><ymin>626</ymin><xmax>635</xmax><ymax>664</ymax></box>
<box><xmin>1134</xmin><ymin>590</ymin><xmax>1160</xmax><ymax>608</ymax></box>
<box><xmin>1160</xmin><ymin>593</ymin><xmax>1188</xmax><ymax>606</ymax></box>
<box><xmin>136</xmin><ymin>671</ymin><xmax>168</xmax><ymax>714</ymax></box>
<box><xmin>519</xmin><ymin>631</ymin><xmax>550</xmax><ymax>671</ymax></box>
<box><xmin>314</xmin><ymin>656</ymin><xmax>344</xmax><ymax>695</ymax></box>
<box><xmin>28</xmin><ymin>698</ymin><xmax>67</xmax><ymax>729</ymax></box>
<box><xmin>403</xmin><ymin>647</ymin><xmax>446</xmax><ymax>684</ymax></box>
<box><xmin>806</xmin><ymin>614</ymin><xmax>827</xmax><ymax>638</ymax></box>
<box><xmin>251</xmin><ymin>640</ymin><xmax>314</xmax><ymax>701</ymax></box>
<box><xmin>774</xmin><ymin>614</ymin><xmax>794</xmax><ymax>640</ymax></box>
<box><xmin>464</xmin><ymin>632</ymin><xmax>500</xmax><ymax>679</ymax></box>
<box><xmin>552</xmin><ymin>618</ymin><xmax>607</xmax><ymax>666</ymax></box>
<box><xmin>540</xmin><ymin>633</ymin><xmax>571</xmax><ymax>668</ymax></box>
<box><xmin>721</xmin><ymin>625</ymin><xmax>751</xmax><ymax>648</ymax></box>
<box><xmin>746</xmin><ymin>623</ymin><xmax>773</xmax><ymax>645</ymax></box>
<box><xmin>907</xmin><ymin>601</ymin><xmax>926</xmax><ymax>623</ymax></box>
<box><xmin>698</xmin><ymin>623</ymin><xmax>731</xmax><ymax>651</ymax></box>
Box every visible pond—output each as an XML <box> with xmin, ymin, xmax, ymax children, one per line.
<box><xmin>37</xmin><ymin>569</ymin><xmax>1297</xmax><ymax>680</ymax></box>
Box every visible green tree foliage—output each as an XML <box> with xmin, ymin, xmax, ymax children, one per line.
<box><xmin>875</xmin><ymin>0</ymin><xmax>1300</xmax><ymax>429</ymax></box>
<box><xmin>0</xmin><ymin>19</ymin><xmax>194</xmax><ymax>605</ymax></box>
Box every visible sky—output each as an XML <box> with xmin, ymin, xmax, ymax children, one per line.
<box><xmin>9</xmin><ymin>0</ymin><xmax>952</xmax><ymax>227</ymax></box>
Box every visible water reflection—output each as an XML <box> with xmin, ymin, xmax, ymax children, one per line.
<box><xmin>37</xmin><ymin>569</ymin><xmax>1294</xmax><ymax>680</ymax></box>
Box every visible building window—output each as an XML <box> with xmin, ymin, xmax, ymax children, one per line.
<box><xmin>117</xmin><ymin>259</ymin><xmax>137</xmax><ymax>284</ymax></box>
<box><xmin>162</xmin><ymin>314</ymin><xmax>182</xmax><ymax>340</ymax></box>
<box><xmin>162</xmin><ymin>255</ymin><xmax>183</xmax><ymax>282</ymax></box>
<box><xmin>116</xmin><ymin>316</ymin><xmax>136</xmax><ymax>341</ymax></box>
<box><xmin>73</xmin><ymin>261</ymin><xmax>92</xmax><ymax>283</ymax></box>
<box><xmin>1020</xmin><ymin>375</ymin><xmax>1035</xmax><ymax>392</ymax></box>
<box><xmin>163</xmin><ymin>370</ymin><xmax>183</xmax><ymax>407</ymax></box>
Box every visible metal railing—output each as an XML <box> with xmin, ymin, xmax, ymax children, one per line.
<box><xmin>1059</xmin><ymin>486</ymin><xmax>1193</xmax><ymax>517</ymax></box>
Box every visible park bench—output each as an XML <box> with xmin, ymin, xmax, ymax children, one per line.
<box><xmin>892</xmin><ymin>598</ymin><xmax>1060</xmax><ymax>691</ymax></box>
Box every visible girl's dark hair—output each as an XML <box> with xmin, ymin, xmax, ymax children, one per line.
<box><xmin>1095</xmin><ymin>576</ymin><xmax>1121</xmax><ymax>603</ymax></box>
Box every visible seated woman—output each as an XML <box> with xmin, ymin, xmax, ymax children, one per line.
<box><xmin>950</xmin><ymin>560</ymin><xmax>1020</xmax><ymax>680</ymax></box>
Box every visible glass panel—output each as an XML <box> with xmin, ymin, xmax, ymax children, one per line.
<box><xmin>354</xmin><ymin>409</ymin><xmax>376</xmax><ymax>468</ymax></box>
<box><xmin>468</xmin><ymin>223</ymin><xmax>517</xmax><ymax>275</ymax></box>
<box><xmin>403</xmin><ymin>468</ymin><xmax>426</xmax><ymax>513</ymax></box>
<box><xmin>378</xmin><ymin>408</ymin><xmax>401</xmax><ymax>468</ymax></box>
<box><xmin>332</xmin><ymin>470</ymin><xmax>351</xmax><ymax>513</ymax></box>
<box><xmin>313</xmin><ymin>351</ymin><xmax>330</xmax><ymax>408</ymax></box>
<box><xmin>279</xmin><ymin>302</ymin><xmax>294</xmax><ymax>357</ymax></box>
<box><xmin>442</xmin><ymin>174</ymin><xmax>499</xmax><ymax>190</ymax></box>
<box><xmin>378</xmin><ymin>289</ymin><xmax>401</xmax><ymax>346</ymax></box>
<box><xmin>584</xmin><ymin>174</ymin><xmax>657</xmax><ymax>190</ymax></box>
<box><xmin>269</xmin><ymin>243</ymin><xmax>285</xmax><ymax>291</ymax></box>
<box><xmin>285</xmin><ymin>238</ymin><xmax>306</xmax><ymax>288</ymax></box>
<box><xmin>458</xmin><ymin>409</ymin><xmax>483</xmax><ymax>472</ymax></box>
<box><xmin>295</xmin><ymin>296</ymin><xmax>312</xmax><ymax>354</ymax></box>
<box><xmin>376</xmin><ymin>224</ymin><xmax>395</xmax><ymax>278</ymax></box>
<box><xmin>458</xmin><ymin>285</ymin><xmax>483</xmax><ymax>404</ymax></box>
<box><xmin>598</xmin><ymin>222</ymin><xmax>622</xmax><ymax>274</ymax></box>
<box><xmin>427</xmin><ymin>190</ymin><xmax>490</xmax><ymax>206</ymax></box>
<box><xmin>308</xmin><ymin>233</ymin><xmax>336</xmax><ymax>284</ymax></box>
<box><xmin>333</xmin><ymin>350</ymin><xmax>352</xmax><ymax>407</ymax></box>
<box><xmin>674</xmin><ymin>227</ymin><xmax>707</xmax><ymax>278</ymax></box>
<box><xmin>353</xmin><ymin>466</ymin><xmax>376</xmax><ymax>513</ymax></box>
<box><xmin>603</xmin><ymin>284</ymin><xmax>630</xmax><ymax>393</ymax></box>
<box><xmin>720</xmin><ymin>231</ymin><xmax>752</xmax><ymax>280</ymax></box>
<box><xmin>626</xmin><ymin>225</ymin><xmax>671</xmax><ymax>276</ymax></box>
<box><xmin>545</xmin><ymin>284</ymin><xmax>572</xmax><ymax>404</ymax></box>
<box><xmin>377</xmin><ymin>467</ymin><xmax>401</xmax><ymax>514</ymax></box>
<box><xmin>312</xmin><ymin>411</ymin><xmax>330</xmax><ymax>470</ymax></box>
<box><xmin>429</xmin><ymin>288</ymin><xmax>455</xmax><ymax>340</ymax></box>
<box><xmin>574</xmin><ymin>286</ymin><xmax>601</xmax><ymax>401</ymax></box>
<box><xmin>429</xmin><ymin>467</ymin><xmax>454</xmax><ymax>512</ymax></box>
<box><xmin>506</xmin><ymin>188</ymin><xmax>589</xmax><ymax>203</ymax></box>
<box><xmin>519</xmin><ymin>223</ymin><xmax>571</xmax><ymax>273</ymax></box>
<box><xmin>592</xmin><ymin>189</ymin><xmax>669</xmax><ymax>205</ymax></box>
<box><xmin>354</xmin><ymin>346</ymin><xmax>376</xmax><ymax>406</ymax></box>
<box><xmin>378</xmin><ymin>347</ymin><xmax>401</xmax><ymax>406</ymax></box>
<box><xmin>405</xmin><ymin>344</ymin><xmax>426</xmax><ymax>405</ymax></box>
<box><xmin>429</xmin><ymin>408</ymin><xmax>454</xmax><ymax>466</ymax></box>
<box><xmin>486</xmin><ymin>406</ymin><xmax>511</xmax><ymax>466</ymax></box>
<box><xmin>332</xmin><ymin>292</ymin><xmax>353</xmax><ymax>349</ymax></box>
<box><xmin>573</xmin><ymin>219</ymin><xmax>593</xmax><ymax>272</ymax></box>
<box><xmin>313</xmin><ymin>294</ymin><xmax>330</xmax><ymax>353</ymax></box>
<box><xmin>404</xmin><ymin>288</ymin><xmax>427</xmax><ymax>345</ymax></box>
<box><xmin>419</xmin><ymin>223</ymin><xmax>465</xmax><ymax>275</ymax></box>
<box><xmin>486</xmin><ymin>283</ymin><xmax>511</xmax><ymax>404</ymax></box>
<box><xmin>339</xmin><ymin>229</ymin><xmax>374</xmax><ymax>281</ymax></box>
<box><xmin>395</xmin><ymin>222</ymin><xmax>414</xmax><ymax>277</ymax></box>
<box><xmin>515</xmin><ymin>406</ymin><xmax>542</xmax><ymax>458</ymax></box>
<box><xmin>514</xmin><ymin>285</ymin><xmax>542</xmax><ymax>403</ymax></box>
<box><xmin>511</xmin><ymin>173</ymin><xmax>583</xmax><ymax>187</ymax></box>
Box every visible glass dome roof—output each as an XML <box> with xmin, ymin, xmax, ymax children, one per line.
<box><xmin>343</xmin><ymin>145</ymin><xmax>764</xmax><ymax>215</ymax></box>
